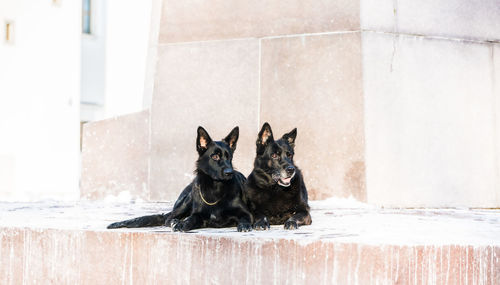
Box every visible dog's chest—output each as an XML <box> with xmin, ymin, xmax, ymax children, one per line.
<box><xmin>203</xmin><ymin>208</ymin><xmax>234</xmax><ymax>227</ymax></box>
<box><xmin>205</xmin><ymin>208</ymin><xmax>223</xmax><ymax>221</ymax></box>
<box><xmin>257</xmin><ymin>189</ymin><xmax>296</xmax><ymax>212</ymax></box>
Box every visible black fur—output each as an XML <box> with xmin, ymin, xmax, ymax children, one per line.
<box><xmin>107</xmin><ymin>126</ymin><xmax>253</xmax><ymax>232</ymax></box>
<box><xmin>245</xmin><ymin>123</ymin><xmax>312</xmax><ymax>230</ymax></box>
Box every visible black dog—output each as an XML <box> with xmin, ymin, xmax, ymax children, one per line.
<box><xmin>245</xmin><ymin>123</ymin><xmax>312</xmax><ymax>230</ymax></box>
<box><xmin>107</xmin><ymin>126</ymin><xmax>253</xmax><ymax>232</ymax></box>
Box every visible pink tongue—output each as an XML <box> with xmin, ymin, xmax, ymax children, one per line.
<box><xmin>281</xmin><ymin>177</ymin><xmax>291</xmax><ymax>183</ymax></box>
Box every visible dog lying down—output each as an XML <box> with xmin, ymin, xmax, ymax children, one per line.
<box><xmin>107</xmin><ymin>126</ymin><xmax>253</xmax><ymax>232</ymax></box>
<box><xmin>245</xmin><ymin>123</ymin><xmax>312</xmax><ymax>230</ymax></box>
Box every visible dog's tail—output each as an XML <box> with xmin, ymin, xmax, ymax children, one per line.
<box><xmin>107</xmin><ymin>213</ymin><xmax>170</xmax><ymax>229</ymax></box>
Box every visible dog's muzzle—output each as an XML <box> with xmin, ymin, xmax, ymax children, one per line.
<box><xmin>277</xmin><ymin>166</ymin><xmax>295</xmax><ymax>187</ymax></box>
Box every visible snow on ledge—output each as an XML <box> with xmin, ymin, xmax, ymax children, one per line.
<box><xmin>309</xmin><ymin>196</ymin><xmax>375</xmax><ymax>209</ymax></box>
<box><xmin>0</xmin><ymin>198</ymin><xmax>499</xmax><ymax>246</ymax></box>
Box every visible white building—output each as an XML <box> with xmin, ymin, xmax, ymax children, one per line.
<box><xmin>0</xmin><ymin>0</ymin><xmax>151</xmax><ymax>201</ymax></box>
<box><xmin>81</xmin><ymin>0</ymin><xmax>152</xmax><ymax>122</ymax></box>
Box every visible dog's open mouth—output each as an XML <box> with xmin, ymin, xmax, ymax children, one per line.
<box><xmin>277</xmin><ymin>172</ymin><xmax>295</xmax><ymax>187</ymax></box>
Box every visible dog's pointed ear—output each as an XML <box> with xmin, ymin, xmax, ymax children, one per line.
<box><xmin>223</xmin><ymin>126</ymin><xmax>239</xmax><ymax>152</ymax></box>
<box><xmin>256</xmin><ymin>122</ymin><xmax>274</xmax><ymax>153</ymax></box>
<box><xmin>257</xmin><ymin>122</ymin><xmax>274</xmax><ymax>145</ymax></box>
<box><xmin>281</xmin><ymin>128</ymin><xmax>297</xmax><ymax>148</ymax></box>
<box><xmin>196</xmin><ymin>126</ymin><xmax>212</xmax><ymax>155</ymax></box>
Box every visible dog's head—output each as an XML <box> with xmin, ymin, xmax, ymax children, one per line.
<box><xmin>254</xmin><ymin>122</ymin><xmax>297</xmax><ymax>187</ymax></box>
<box><xmin>196</xmin><ymin>126</ymin><xmax>239</xmax><ymax>181</ymax></box>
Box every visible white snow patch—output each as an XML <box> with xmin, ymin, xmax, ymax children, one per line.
<box><xmin>309</xmin><ymin>196</ymin><xmax>375</xmax><ymax>209</ymax></box>
<box><xmin>0</xmin><ymin>199</ymin><xmax>499</xmax><ymax>246</ymax></box>
<box><xmin>103</xmin><ymin>191</ymin><xmax>144</xmax><ymax>203</ymax></box>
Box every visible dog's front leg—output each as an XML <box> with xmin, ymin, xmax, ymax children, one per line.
<box><xmin>172</xmin><ymin>214</ymin><xmax>203</xmax><ymax>232</ymax></box>
<box><xmin>236</xmin><ymin>211</ymin><xmax>253</xmax><ymax>232</ymax></box>
<box><xmin>253</xmin><ymin>213</ymin><xmax>270</xmax><ymax>230</ymax></box>
<box><xmin>224</xmin><ymin>207</ymin><xmax>253</xmax><ymax>232</ymax></box>
<box><xmin>165</xmin><ymin>193</ymin><xmax>193</xmax><ymax>228</ymax></box>
<box><xmin>284</xmin><ymin>211</ymin><xmax>312</xmax><ymax>230</ymax></box>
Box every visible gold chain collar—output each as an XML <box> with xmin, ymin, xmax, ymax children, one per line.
<box><xmin>194</xmin><ymin>183</ymin><xmax>220</xmax><ymax>206</ymax></box>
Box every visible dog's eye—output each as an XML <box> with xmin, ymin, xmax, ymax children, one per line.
<box><xmin>271</xmin><ymin>153</ymin><xmax>278</xmax><ymax>159</ymax></box>
<box><xmin>211</xmin><ymin>154</ymin><xmax>220</xmax><ymax>161</ymax></box>
<box><xmin>286</xmin><ymin>152</ymin><xmax>292</xmax><ymax>157</ymax></box>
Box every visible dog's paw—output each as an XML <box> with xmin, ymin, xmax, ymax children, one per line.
<box><xmin>254</xmin><ymin>218</ymin><xmax>270</xmax><ymax>231</ymax></box>
<box><xmin>172</xmin><ymin>219</ymin><xmax>195</xmax><ymax>232</ymax></box>
<box><xmin>284</xmin><ymin>220</ymin><xmax>298</xmax><ymax>230</ymax></box>
<box><xmin>167</xmin><ymin>218</ymin><xmax>180</xmax><ymax>228</ymax></box>
<box><xmin>237</xmin><ymin>222</ymin><xmax>253</xmax><ymax>232</ymax></box>
<box><xmin>172</xmin><ymin>223</ymin><xmax>181</xmax><ymax>232</ymax></box>
<box><xmin>172</xmin><ymin>221</ymin><xmax>187</xmax><ymax>232</ymax></box>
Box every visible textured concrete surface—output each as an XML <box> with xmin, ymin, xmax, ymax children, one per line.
<box><xmin>82</xmin><ymin>33</ymin><xmax>500</xmax><ymax>206</ymax></box>
<box><xmin>158</xmin><ymin>0</ymin><xmax>500</xmax><ymax>43</ymax></box>
<box><xmin>150</xmin><ymin>39</ymin><xmax>260</xmax><ymax>201</ymax></box>
<box><xmin>0</xmin><ymin>200</ymin><xmax>499</xmax><ymax>284</ymax></box>
<box><xmin>1</xmin><ymin>227</ymin><xmax>499</xmax><ymax>285</ymax></box>
<box><xmin>494</xmin><ymin>44</ymin><xmax>500</xmax><ymax>204</ymax></box>
<box><xmin>81</xmin><ymin>110</ymin><xmax>150</xmax><ymax>201</ymax></box>
<box><xmin>159</xmin><ymin>0</ymin><xmax>359</xmax><ymax>43</ymax></box>
<box><xmin>260</xmin><ymin>32</ymin><xmax>365</xmax><ymax>201</ymax></box>
<box><xmin>362</xmin><ymin>32</ymin><xmax>500</xmax><ymax>208</ymax></box>
<box><xmin>81</xmin><ymin>1</ymin><xmax>500</xmax><ymax>207</ymax></box>
<box><xmin>361</xmin><ymin>0</ymin><xmax>500</xmax><ymax>41</ymax></box>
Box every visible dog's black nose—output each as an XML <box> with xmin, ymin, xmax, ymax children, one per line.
<box><xmin>223</xmin><ymin>168</ymin><xmax>234</xmax><ymax>176</ymax></box>
<box><xmin>286</xmin><ymin>166</ymin><xmax>295</xmax><ymax>176</ymax></box>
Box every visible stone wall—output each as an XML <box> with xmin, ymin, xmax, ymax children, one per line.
<box><xmin>82</xmin><ymin>0</ymin><xmax>500</xmax><ymax>207</ymax></box>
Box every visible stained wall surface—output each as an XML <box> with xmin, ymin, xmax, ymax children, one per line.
<box><xmin>362</xmin><ymin>33</ymin><xmax>500</xmax><ymax>207</ymax></box>
<box><xmin>259</xmin><ymin>33</ymin><xmax>365</xmax><ymax>200</ymax></box>
<box><xmin>1</xmin><ymin>228</ymin><xmax>499</xmax><ymax>284</ymax></box>
<box><xmin>149</xmin><ymin>39</ymin><xmax>260</xmax><ymax>201</ymax></box>
<box><xmin>81</xmin><ymin>0</ymin><xmax>500</xmax><ymax>206</ymax></box>
<box><xmin>147</xmin><ymin>1</ymin><xmax>367</xmax><ymax>201</ymax></box>
<box><xmin>81</xmin><ymin>111</ymin><xmax>150</xmax><ymax>200</ymax></box>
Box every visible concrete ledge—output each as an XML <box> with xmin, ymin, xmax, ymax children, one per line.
<box><xmin>1</xmin><ymin>227</ymin><xmax>498</xmax><ymax>284</ymax></box>
<box><xmin>0</xmin><ymin>200</ymin><xmax>499</xmax><ymax>284</ymax></box>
